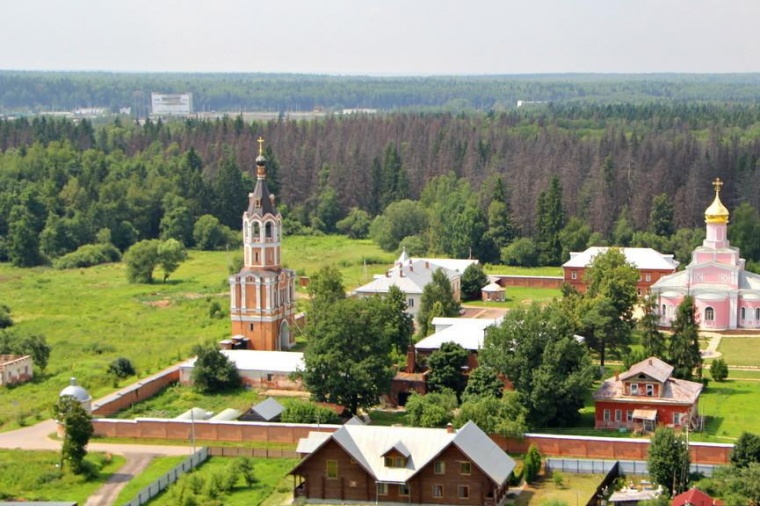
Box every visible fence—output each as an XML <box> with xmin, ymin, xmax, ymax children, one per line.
<box><xmin>123</xmin><ymin>447</ymin><xmax>209</xmax><ymax>506</ymax></box>
<box><xmin>545</xmin><ymin>457</ymin><xmax>719</xmax><ymax>479</ymax></box>
<box><xmin>208</xmin><ymin>446</ymin><xmax>298</xmax><ymax>459</ymax></box>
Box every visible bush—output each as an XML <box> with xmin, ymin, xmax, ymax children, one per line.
<box><xmin>524</xmin><ymin>444</ymin><xmax>542</xmax><ymax>484</ymax></box>
<box><xmin>710</xmin><ymin>358</ymin><xmax>728</xmax><ymax>382</ymax></box>
<box><xmin>107</xmin><ymin>357</ymin><xmax>136</xmax><ymax>379</ymax></box>
<box><xmin>54</xmin><ymin>243</ymin><xmax>121</xmax><ymax>269</ymax></box>
<box><xmin>281</xmin><ymin>399</ymin><xmax>341</xmax><ymax>424</ymax></box>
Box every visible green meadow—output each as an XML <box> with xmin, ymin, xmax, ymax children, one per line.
<box><xmin>0</xmin><ymin>449</ymin><xmax>125</xmax><ymax>504</ymax></box>
<box><xmin>0</xmin><ymin>235</ymin><xmax>394</xmax><ymax>431</ymax></box>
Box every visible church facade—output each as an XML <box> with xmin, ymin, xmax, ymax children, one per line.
<box><xmin>651</xmin><ymin>179</ymin><xmax>760</xmax><ymax>330</ymax></box>
<box><xmin>228</xmin><ymin>139</ymin><xmax>297</xmax><ymax>350</ymax></box>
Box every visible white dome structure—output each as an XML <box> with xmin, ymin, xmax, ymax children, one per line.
<box><xmin>59</xmin><ymin>377</ymin><xmax>92</xmax><ymax>414</ymax></box>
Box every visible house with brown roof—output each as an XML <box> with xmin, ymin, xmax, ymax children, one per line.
<box><xmin>291</xmin><ymin>421</ymin><xmax>515</xmax><ymax>505</ymax></box>
<box><xmin>593</xmin><ymin>357</ymin><xmax>703</xmax><ymax>432</ymax></box>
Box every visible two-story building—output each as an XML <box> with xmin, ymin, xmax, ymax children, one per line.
<box><xmin>291</xmin><ymin>421</ymin><xmax>515</xmax><ymax>506</ymax></box>
<box><xmin>0</xmin><ymin>354</ymin><xmax>33</xmax><ymax>386</ymax></box>
<box><xmin>593</xmin><ymin>357</ymin><xmax>703</xmax><ymax>432</ymax></box>
<box><xmin>563</xmin><ymin>247</ymin><xmax>678</xmax><ymax>295</ymax></box>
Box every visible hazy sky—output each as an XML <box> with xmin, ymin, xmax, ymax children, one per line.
<box><xmin>1</xmin><ymin>0</ymin><xmax>758</xmax><ymax>75</ymax></box>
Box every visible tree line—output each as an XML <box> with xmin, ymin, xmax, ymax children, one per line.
<box><xmin>3</xmin><ymin>107</ymin><xmax>760</xmax><ymax>270</ymax></box>
<box><xmin>7</xmin><ymin>71</ymin><xmax>760</xmax><ymax>114</ymax></box>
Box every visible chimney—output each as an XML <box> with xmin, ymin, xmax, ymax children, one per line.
<box><xmin>385</xmin><ymin>271</ymin><xmax>390</xmax><ymax>278</ymax></box>
<box><xmin>648</xmin><ymin>359</ymin><xmax>653</xmax><ymax>365</ymax></box>
<box><xmin>446</xmin><ymin>423</ymin><xmax>454</xmax><ymax>434</ymax></box>
<box><xmin>406</xmin><ymin>345</ymin><xmax>416</xmax><ymax>373</ymax></box>
<box><xmin>409</xmin><ymin>264</ymin><xmax>414</xmax><ymax>272</ymax></box>
<box><xmin>615</xmin><ymin>371</ymin><xmax>620</xmax><ymax>381</ymax></box>
<box><xmin>425</xmin><ymin>261</ymin><xmax>429</xmax><ymax>269</ymax></box>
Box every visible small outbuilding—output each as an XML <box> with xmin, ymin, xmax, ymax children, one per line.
<box><xmin>0</xmin><ymin>354</ymin><xmax>33</xmax><ymax>386</ymax></box>
<box><xmin>59</xmin><ymin>377</ymin><xmax>92</xmax><ymax>414</ymax></box>
<box><xmin>481</xmin><ymin>281</ymin><xmax>506</xmax><ymax>302</ymax></box>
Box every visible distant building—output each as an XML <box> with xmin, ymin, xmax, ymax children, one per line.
<box><xmin>240</xmin><ymin>397</ymin><xmax>285</xmax><ymax>422</ymax></box>
<box><xmin>228</xmin><ymin>139</ymin><xmax>297</xmax><ymax>350</ymax></box>
<box><xmin>353</xmin><ymin>250</ymin><xmax>477</xmax><ymax>317</ymax></box>
<box><xmin>291</xmin><ymin>421</ymin><xmax>515</xmax><ymax>505</ymax></box>
<box><xmin>593</xmin><ymin>357</ymin><xmax>702</xmax><ymax>432</ymax></box>
<box><xmin>671</xmin><ymin>488</ymin><xmax>721</xmax><ymax>506</ymax></box>
<box><xmin>651</xmin><ymin>178</ymin><xmax>760</xmax><ymax>330</ymax></box>
<box><xmin>59</xmin><ymin>377</ymin><xmax>92</xmax><ymax>414</ymax></box>
<box><xmin>150</xmin><ymin>92</ymin><xmax>193</xmax><ymax>116</ymax></box>
<box><xmin>563</xmin><ymin>247</ymin><xmax>678</xmax><ymax>295</ymax></box>
<box><xmin>0</xmin><ymin>354</ymin><xmax>33</xmax><ymax>386</ymax></box>
<box><xmin>179</xmin><ymin>349</ymin><xmax>304</xmax><ymax>391</ymax></box>
<box><xmin>481</xmin><ymin>280</ymin><xmax>506</xmax><ymax>302</ymax></box>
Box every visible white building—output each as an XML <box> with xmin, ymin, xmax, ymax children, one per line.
<box><xmin>0</xmin><ymin>354</ymin><xmax>33</xmax><ymax>386</ymax></box>
<box><xmin>151</xmin><ymin>92</ymin><xmax>193</xmax><ymax>116</ymax></box>
<box><xmin>353</xmin><ymin>250</ymin><xmax>477</xmax><ymax>316</ymax></box>
<box><xmin>180</xmin><ymin>349</ymin><xmax>304</xmax><ymax>390</ymax></box>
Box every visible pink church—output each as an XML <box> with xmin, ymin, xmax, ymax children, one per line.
<box><xmin>651</xmin><ymin>178</ymin><xmax>760</xmax><ymax>330</ymax></box>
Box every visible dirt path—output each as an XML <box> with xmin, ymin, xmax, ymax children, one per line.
<box><xmin>85</xmin><ymin>453</ymin><xmax>155</xmax><ymax>506</ymax></box>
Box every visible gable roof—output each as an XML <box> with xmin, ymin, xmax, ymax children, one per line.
<box><xmin>251</xmin><ymin>397</ymin><xmax>284</xmax><ymax>421</ymax></box>
<box><xmin>354</xmin><ymin>257</ymin><xmax>477</xmax><ymax>296</ymax></box>
<box><xmin>672</xmin><ymin>488</ymin><xmax>718</xmax><ymax>506</ymax></box>
<box><xmin>563</xmin><ymin>247</ymin><xmax>679</xmax><ymax>270</ymax></box>
<box><xmin>292</xmin><ymin>421</ymin><xmax>515</xmax><ymax>486</ymax></box>
<box><xmin>620</xmin><ymin>357</ymin><xmax>674</xmax><ymax>384</ymax></box>
<box><xmin>415</xmin><ymin>317</ymin><xmax>501</xmax><ymax>352</ymax></box>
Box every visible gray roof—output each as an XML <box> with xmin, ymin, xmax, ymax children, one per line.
<box><xmin>252</xmin><ymin>397</ymin><xmax>284</xmax><ymax>421</ymax></box>
<box><xmin>620</xmin><ymin>357</ymin><xmax>673</xmax><ymax>383</ymax></box>
<box><xmin>209</xmin><ymin>408</ymin><xmax>242</xmax><ymax>421</ymax></box>
<box><xmin>354</xmin><ymin>257</ymin><xmax>476</xmax><ymax>296</ymax></box>
<box><xmin>246</xmin><ymin>156</ymin><xmax>278</xmax><ymax>217</ymax></box>
<box><xmin>175</xmin><ymin>407</ymin><xmax>213</xmax><ymax>420</ymax></box>
<box><xmin>294</xmin><ymin>421</ymin><xmax>514</xmax><ymax>485</ymax></box>
<box><xmin>563</xmin><ymin>247</ymin><xmax>679</xmax><ymax>270</ymax></box>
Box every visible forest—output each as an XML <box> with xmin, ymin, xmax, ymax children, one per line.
<box><xmin>6</xmin><ymin>71</ymin><xmax>760</xmax><ymax>114</ymax></box>
<box><xmin>2</xmin><ymin>100</ymin><xmax>760</xmax><ymax>270</ymax></box>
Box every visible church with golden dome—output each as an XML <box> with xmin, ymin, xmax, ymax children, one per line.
<box><xmin>651</xmin><ymin>178</ymin><xmax>760</xmax><ymax>330</ymax></box>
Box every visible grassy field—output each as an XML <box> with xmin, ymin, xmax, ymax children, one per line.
<box><xmin>483</xmin><ymin>265</ymin><xmax>563</xmax><ymax>277</ymax></box>
<box><xmin>0</xmin><ymin>236</ymin><xmax>394</xmax><ymax>431</ymax></box>
<box><xmin>693</xmin><ymin>378</ymin><xmax>760</xmax><ymax>442</ymax></box>
<box><xmin>464</xmin><ymin>286</ymin><xmax>563</xmax><ymax>309</ymax></box>
<box><xmin>717</xmin><ymin>337</ymin><xmax>760</xmax><ymax>367</ymax></box>
<box><xmin>115</xmin><ymin>455</ymin><xmax>187</xmax><ymax>506</ymax></box>
<box><xmin>512</xmin><ymin>472</ymin><xmax>603</xmax><ymax>506</ymax></box>
<box><xmin>0</xmin><ymin>449</ymin><xmax>125</xmax><ymax>504</ymax></box>
<box><xmin>144</xmin><ymin>457</ymin><xmax>298</xmax><ymax>506</ymax></box>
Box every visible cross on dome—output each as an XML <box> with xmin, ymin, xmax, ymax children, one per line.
<box><xmin>712</xmin><ymin>177</ymin><xmax>723</xmax><ymax>194</ymax></box>
<box><xmin>257</xmin><ymin>136</ymin><xmax>265</xmax><ymax>156</ymax></box>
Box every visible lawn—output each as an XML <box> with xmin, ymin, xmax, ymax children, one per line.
<box><xmin>512</xmin><ymin>472</ymin><xmax>603</xmax><ymax>506</ymax></box>
<box><xmin>0</xmin><ymin>449</ymin><xmax>125</xmax><ymax>504</ymax></box>
<box><xmin>115</xmin><ymin>455</ymin><xmax>187</xmax><ymax>506</ymax></box>
<box><xmin>144</xmin><ymin>456</ymin><xmax>298</xmax><ymax>505</ymax></box>
<box><xmin>692</xmin><ymin>378</ymin><xmax>760</xmax><ymax>442</ymax></box>
<box><xmin>716</xmin><ymin>337</ymin><xmax>760</xmax><ymax>367</ymax></box>
<box><xmin>464</xmin><ymin>286</ymin><xmax>563</xmax><ymax>309</ymax></box>
<box><xmin>483</xmin><ymin>265</ymin><xmax>563</xmax><ymax>277</ymax></box>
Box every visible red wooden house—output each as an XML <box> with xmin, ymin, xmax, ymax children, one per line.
<box><xmin>291</xmin><ymin>421</ymin><xmax>515</xmax><ymax>506</ymax></box>
<box><xmin>593</xmin><ymin>357</ymin><xmax>703</xmax><ymax>432</ymax></box>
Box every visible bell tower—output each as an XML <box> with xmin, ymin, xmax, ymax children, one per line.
<box><xmin>229</xmin><ymin>138</ymin><xmax>297</xmax><ymax>350</ymax></box>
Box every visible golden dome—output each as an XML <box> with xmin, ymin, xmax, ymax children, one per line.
<box><xmin>705</xmin><ymin>178</ymin><xmax>729</xmax><ymax>224</ymax></box>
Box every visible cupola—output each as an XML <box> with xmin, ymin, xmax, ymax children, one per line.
<box><xmin>705</xmin><ymin>177</ymin><xmax>729</xmax><ymax>224</ymax></box>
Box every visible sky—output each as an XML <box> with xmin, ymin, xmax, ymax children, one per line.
<box><xmin>1</xmin><ymin>0</ymin><xmax>759</xmax><ymax>76</ymax></box>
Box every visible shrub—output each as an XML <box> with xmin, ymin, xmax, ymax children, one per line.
<box><xmin>552</xmin><ymin>470</ymin><xmax>565</xmax><ymax>488</ymax></box>
<box><xmin>281</xmin><ymin>399</ymin><xmax>341</xmax><ymax>424</ymax></box>
<box><xmin>710</xmin><ymin>358</ymin><xmax>728</xmax><ymax>382</ymax></box>
<box><xmin>524</xmin><ymin>444</ymin><xmax>542</xmax><ymax>484</ymax></box>
<box><xmin>54</xmin><ymin>243</ymin><xmax>121</xmax><ymax>269</ymax></box>
<box><xmin>107</xmin><ymin>357</ymin><xmax>136</xmax><ymax>379</ymax></box>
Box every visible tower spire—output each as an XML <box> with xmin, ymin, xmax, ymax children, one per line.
<box><xmin>255</xmin><ymin>136</ymin><xmax>267</xmax><ymax>180</ymax></box>
<box><xmin>705</xmin><ymin>177</ymin><xmax>729</xmax><ymax>224</ymax></box>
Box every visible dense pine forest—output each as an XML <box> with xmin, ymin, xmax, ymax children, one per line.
<box><xmin>3</xmin><ymin>100</ymin><xmax>760</xmax><ymax>270</ymax></box>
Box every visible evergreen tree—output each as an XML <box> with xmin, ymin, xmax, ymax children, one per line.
<box><xmin>8</xmin><ymin>205</ymin><xmax>44</xmax><ymax>267</ymax></box>
<box><xmin>668</xmin><ymin>295</ymin><xmax>703</xmax><ymax>380</ymax></box>
<box><xmin>460</xmin><ymin>263</ymin><xmax>489</xmax><ymax>301</ymax></box>
<box><xmin>650</xmin><ymin>193</ymin><xmax>675</xmax><ymax>237</ymax></box>
<box><xmin>639</xmin><ymin>295</ymin><xmax>667</xmax><ymax>359</ymax></box>
<box><xmin>307</xmin><ymin>265</ymin><xmax>346</xmax><ymax>325</ymax></box>
<box><xmin>379</xmin><ymin>143</ymin><xmax>409</xmax><ymax>208</ymax></box>
<box><xmin>535</xmin><ymin>176</ymin><xmax>565</xmax><ymax>266</ymax></box>
<box><xmin>213</xmin><ymin>153</ymin><xmax>249</xmax><ymax>230</ymax></box>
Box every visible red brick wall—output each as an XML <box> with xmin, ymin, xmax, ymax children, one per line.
<box><xmin>493</xmin><ymin>276</ymin><xmax>564</xmax><ymax>289</ymax></box>
<box><xmin>91</xmin><ymin>366</ymin><xmax>180</xmax><ymax>416</ymax></box>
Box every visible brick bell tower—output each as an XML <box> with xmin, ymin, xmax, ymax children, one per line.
<box><xmin>228</xmin><ymin>137</ymin><xmax>297</xmax><ymax>350</ymax></box>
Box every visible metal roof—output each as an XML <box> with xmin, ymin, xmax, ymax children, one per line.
<box><xmin>415</xmin><ymin>317</ymin><xmax>501</xmax><ymax>351</ymax></box>
<box><xmin>183</xmin><ymin>350</ymin><xmax>304</xmax><ymax>374</ymax></box>
<box><xmin>563</xmin><ymin>247</ymin><xmax>679</xmax><ymax>270</ymax></box>
<box><xmin>251</xmin><ymin>397</ymin><xmax>284</xmax><ymax>421</ymax></box>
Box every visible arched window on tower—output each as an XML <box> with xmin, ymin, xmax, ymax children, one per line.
<box><xmin>252</xmin><ymin>222</ymin><xmax>261</xmax><ymax>242</ymax></box>
<box><xmin>741</xmin><ymin>307</ymin><xmax>746</xmax><ymax>321</ymax></box>
<box><xmin>705</xmin><ymin>307</ymin><xmax>715</xmax><ymax>322</ymax></box>
<box><xmin>756</xmin><ymin>307</ymin><xmax>760</xmax><ymax>321</ymax></box>
<box><xmin>265</xmin><ymin>222</ymin><xmax>273</xmax><ymax>241</ymax></box>
<box><xmin>661</xmin><ymin>304</ymin><xmax>666</xmax><ymax>317</ymax></box>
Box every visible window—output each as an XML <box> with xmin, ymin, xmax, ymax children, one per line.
<box><xmin>627</xmin><ymin>410</ymin><xmax>633</xmax><ymax>422</ymax></box>
<box><xmin>377</xmin><ymin>483</ymin><xmax>388</xmax><ymax>496</ymax></box>
<box><xmin>408</xmin><ymin>298</ymin><xmax>414</xmax><ymax>308</ymax></box>
<box><xmin>399</xmin><ymin>484</ymin><xmax>410</xmax><ymax>496</ymax></box>
<box><xmin>326</xmin><ymin>460</ymin><xmax>338</xmax><ymax>479</ymax></box>
<box><xmin>460</xmin><ymin>461</ymin><xmax>472</xmax><ymax>475</ymax></box>
<box><xmin>630</xmin><ymin>383</ymin><xmax>639</xmax><ymax>395</ymax></box>
<box><xmin>434</xmin><ymin>460</ymin><xmax>445</xmax><ymax>474</ymax></box>
<box><xmin>603</xmin><ymin>409</ymin><xmax>610</xmax><ymax>421</ymax></box>
<box><xmin>662</xmin><ymin>304</ymin><xmax>666</xmax><ymax>316</ymax></box>
<box><xmin>458</xmin><ymin>485</ymin><xmax>470</xmax><ymax>499</ymax></box>
<box><xmin>705</xmin><ymin>306</ymin><xmax>715</xmax><ymax>321</ymax></box>
<box><xmin>673</xmin><ymin>412</ymin><xmax>682</xmax><ymax>425</ymax></box>
<box><xmin>249</xmin><ymin>323</ymin><xmax>255</xmax><ymax>331</ymax></box>
<box><xmin>266</xmin><ymin>373</ymin><xmax>273</xmax><ymax>382</ymax></box>
<box><xmin>615</xmin><ymin>409</ymin><xmax>622</xmax><ymax>422</ymax></box>
<box><xmin>349</xmin><ymin>480</ymin><xmax>358</xmax><ymax>488</ymax></box>
<box><xmin>645</xmin><ymin>273</ymin><xmax>651</xmax><ymax>282</ymax></box>
<box><xmin>433</xmin><ymin>485</ymin><xmax>444</xmax><ymax>498</ymax></box>
<box><xmin>646</xmin><ymin>384</ymin><xmax>654</xmax><ymax>397</ymax></box>
<box><xmin>384</xmin><ymin>456</ymin><xmax>406</xmax><ymax>468</ymax></box>
<box><xmin>756</xmin><ymin>308</ymin><xmax>760</xmax><ymax>321</ymax></box>
<box><xmin>571</xmin><ymin>271</ymin><xmax>577</xmax><ymax>280</ymax></box>
<box><xmin>741</xmin><ymin>307</ymin><xmax>746</xmax><ymax>320</ymax></box>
